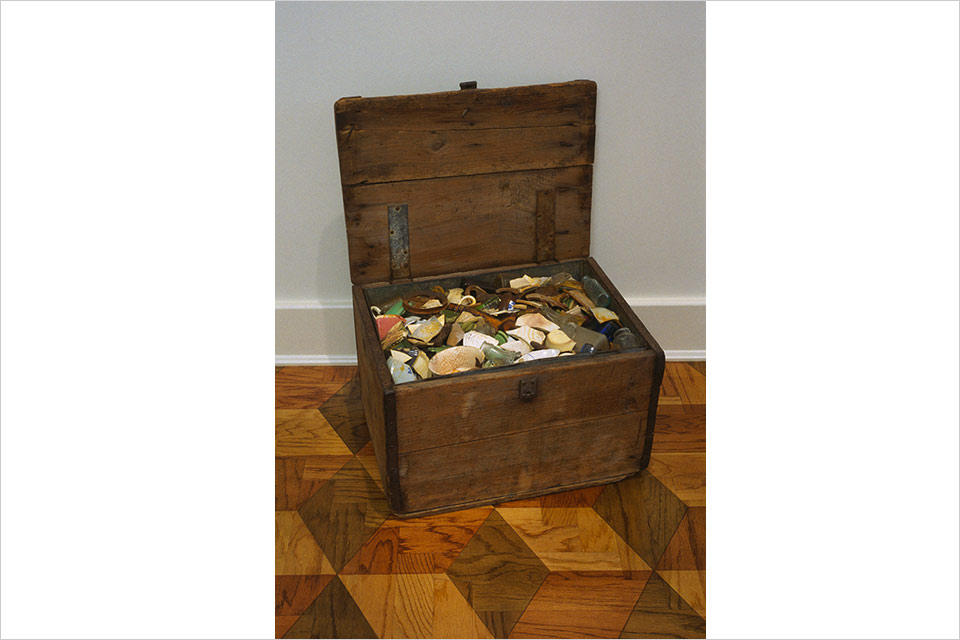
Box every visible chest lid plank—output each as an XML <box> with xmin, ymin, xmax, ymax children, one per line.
<box><xmin>336</xmin><ymin>80</ymin><xmax>596</xmax><ymax>285</ymax></box>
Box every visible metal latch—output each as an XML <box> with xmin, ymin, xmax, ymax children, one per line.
<box><xmin>519</xmin><ymin>377</ymin><xmax>538</xmax><ymax>400</ymax></box>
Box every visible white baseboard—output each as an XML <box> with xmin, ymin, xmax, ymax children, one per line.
<box><xmin>276</xmin><ymin>297</ymin><xmax>705</xmax><ymax>365</ymax></box>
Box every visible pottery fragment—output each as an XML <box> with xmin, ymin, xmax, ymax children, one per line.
<box><xmin>446</xmin><ymin>323</ymin><xmax>465</xmax><ymax>346</ymax></box>
<box><xmin>506</xmin><ymin>325</ymin><xmax>545</xmax><ymax>346</ymax></box>
<box><xmin>428</xmin><ymin>346</ymin><xmax>485</xmax><ymax>376</ymax></box>
<box><xmin>409</xmin><ymin>315</ymin><xmax>445</xmax><ymax>342</ymax></box>
<box><xmin>387</xmin><ymin>355</ymin><xmax>417</xmax><ymax>383</ymax></box>
<box><xmin>462</xmin><ymin>330</ymin><xmax>498</xmax><ymax>350</ymax></box>
<box><xmin>389</xmin><ymin>349</ymin><xmax>411</xmax><ymax>363</ymax></box>
<box><xmin>411</xmin><ymin>351</ymin><xmax>431</xmax><ymax>379</ymax></box>
<box><xmin>519</xmin><ymin>349</ymin><xmax>561</xmax><ymax>362</ymax></box>
<box><xmin>545</xmin><ymin>329</ymin><xmax>577</xmax><ymax>352</ymax></box>
<box><xmin>500</xmin><ymin>339</ymin><xmax>532</xmax><ymax>356</ymax></box>
<box><xmin>515</xmin><ymin>313</ymin><xmax>559</xmax><ymax>333</ymax></box>
<box><xmin>590</xmin><ymin>307</ymin><xmax>620</xmax><ymax>324</ymax></box>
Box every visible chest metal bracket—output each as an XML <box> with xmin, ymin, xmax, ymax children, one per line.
<box><xmin>388</xmin><ymin>204</ymin><xmax>411</xmax><ymax>280</ymax></box>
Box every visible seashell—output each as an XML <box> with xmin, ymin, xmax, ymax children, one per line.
<box><xmin>446</xmin><ymin>323</ymin><xmax>465</xmax><ymax>346</ymax></box>
<box><xmin>545</xmin><ymin>329</ymin><xmax>576</xmax><ymax>352</ymax></box>
<box><xmin>516</xmin><ymin>313</ymin><xmax>559</xmax><ymax>333</ymax></box>
<box><xmin>506</xmin><ymin>325</ymin><xmax>545</xmax><ymax>345</ymax></box>
<box><xmin>455</xmin><ymin>311</ymin><xmax>479</xmax><ymax>325</ymax></box>
<box><xmin>590</xmin><ymin>307</ymin><xmax>620</xmax><ymax>324</ymax></box>
<box><xmin>462</xmin><ymin>330</ymin><xmax>498</xmax><ymax>350</ymax></box>
<box><xmin>389</xmin><ymin>349</ymin><xmax>411</xmax><ymax>363</ymax></box>
<box><xmin>376</xmin><ymin>315</ymin><xmax>404</xmax><ymax>340</ymax></box>
<box><xmin>428</xmin><ymin>346</ymin><xmax>484</xmax><ymax>376</ymax></box>
<box><xmin>447</xmin><ymin>288</ymin><xmax>464</xmax><ymax>304</ymax></box>
<box><xmin>519</xmin><ymin>349</ymin><xmax>561</xmax><ymax>362</ymax></box>
<box><xmin>500</xmin><ymin>339</ymin><xmax>532</xmax><ymax>356</ymax></box>
<box><xmin>411</xmin><ymin>351</ymin><xmax>431</xmax><ymax>379</ymax></box>
<box><xmin>409</xmin><ymin>315</ymin><xmax>444</xmax><ymax>342</ymax></box>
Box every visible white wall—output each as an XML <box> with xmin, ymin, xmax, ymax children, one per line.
<box><xmin>276</xmin><ymin>1</ymin><xmax>705</xmax><ymax>361</ymax></box>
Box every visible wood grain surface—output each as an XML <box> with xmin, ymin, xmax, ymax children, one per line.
<box><xmin>335</xmin><ymin>80</ymin><xmax>596</xmax><ymax>132</ymax></box>
<box><xmin>343</xmin><ymin>166</ymin><xmax>592</xmax><ymax>284</ymax></box>
<box><xmin>275</xmin><ymin>363</ymin><xmax>705</xmax><ymax>638</ymax></box>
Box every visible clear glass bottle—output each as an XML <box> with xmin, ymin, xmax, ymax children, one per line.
<box><xmin>540</xmin><ymin>307</ymin><xmax>581</xmax><ymax>335</ymax></box>
<box><xmin>612</xmin><ymin>327</ymin><xmax>646</xmax><ymax>351</ymax></box>
<box><xmin>581</xmin><ymin>276</ymin><xmax>610</xmax><ymax>307</ymax></box>
<box><xmin>564</xmin><ymin>325</ymin><xmax>609</xmax><ymax>351</ymax></box>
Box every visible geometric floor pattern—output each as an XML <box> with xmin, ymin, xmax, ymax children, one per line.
<box><xmin>276</xmin><ymin>362</ymin><xmax>706</xmax><ymax>638</ymax></box>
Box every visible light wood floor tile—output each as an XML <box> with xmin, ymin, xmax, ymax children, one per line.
<box><xmin>647</xmin><ymin>453</ymin><xmax>705</xmax><ymax>507</ymax></box>
<box><xmin>275</xmin><ymin>511</ymin><xmax>336</xmax><ymax>576</ymax></box>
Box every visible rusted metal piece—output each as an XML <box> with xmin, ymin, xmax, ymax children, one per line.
<box><xmin>388</xmin><ymin>204</ymin><xmax>411</xmax><ymax>280</ymax></box>
<box><xmin>519</xmin><ymin>377</ymin><xmax>539</xmax><ymax>400</ymax></box>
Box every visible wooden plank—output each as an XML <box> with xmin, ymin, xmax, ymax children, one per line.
<box><xmin>394</xmin><ymin>352</ymin><xmax>654</xmax><ymax>454</ymax></box>
<box><xmin>352</xmin><ymin>285</ymin><xmax>400</xmax><ymax>510</ymax></box>
<box><xmin>344</xmin><ymin>167</ymin><xmax>592</xmax><ymax>284</ymax></box>
<box><xmin>335</xmin><ymin>79</ymin><xmax>596</xmax><ymax>131</ymax></box>
<box><xmin>399</xmin><ymin>412</ymin><xmax>647</xmax><ymax>513</ymax></box>
<box><xmin>535</xmin><ymin>189</ymin><xmax>556</xmax><ymax>262</ymax></box>
<box><xmin>587</xmin><ymin>257</ymin><xmax>665</xmax><ymax>469</ymax></box>
<box><xmin>337</xmin><ymin>124</ymin><xmax>594</xmax><ymax>185</ymax></box>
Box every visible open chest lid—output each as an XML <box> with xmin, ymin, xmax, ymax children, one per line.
<box><xmin>335</xmin><ymin>80</ymin><xmax>597</xmax><ymax>285</ymax></box>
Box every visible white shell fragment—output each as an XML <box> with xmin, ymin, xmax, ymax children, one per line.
<box><xmin>422</xmin><ymin>299</ymin><xmax>443</xmax><ymax>309</ymax></box>
<box><xmin>455</xmin><ymin>311</ymin><xmax>479</xmax><ymax>325</ymax></box>
<box><xmin>500</xmin><ymin>339</ymin><xmax>532</xmax><ymax>356</ymax></box>
<box><xmin>409</xmin><ymin>315</ymin><xmax>445</xmax><ymax>342</ymax></box>
<box><xmin>506</xmin><ymin>325</ymin><xmax>545</xmax><ymax>345</ymax></box>
<box><xmin>462</xmin><ymin>330</ymin><xmax>498</xmax><ymax>350</ymax></box>
<box><xmin>447</xmin><ymin>288</ymin><xmax>464</xmax><ymax>304</ymax></box>
<box><xmin>446</xmin><ymin>323</ymin><xmax>465</xmax><ymax>346</ymax></box>
<box><xmin>519</xmin><ymin>349</ymin><xmax>561</xmax><ymax>362</ymax></box>
<box><xmin>590</xmin><ymin>307</ymin><xmax>620</xmax><ymax>324</ymax></box>
<box><xmin>428</xmin><ymin>346</ymin><xmax>485</xmax><ymax>376</ymax></box>
<box><xmin>516</xmin><ymin>313</ymin><xmax>559</xmax><ymax>333</ymax></box>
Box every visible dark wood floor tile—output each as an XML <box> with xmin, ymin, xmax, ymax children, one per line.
<box><xmin>619</xmin><ymin>572</ymin><xmax>705</xmax><ymax>639</ymax></box>
<box><xmin>657</xmin><ymin>507</ymin><xmax>705</xmax><ymax>572</ymax></box>
<box><xmin>447</xmin><ymin>510</ymin><xmax>550</xmax><ymax>638</ymax></box>
<box><xmin>276</xmin><ymin>575</ymin><xmax>334</xmax><ymax>616</ymax></box>
<box><xmin>318</xmin><ymin>375</ymin><xmax>371</xmax><ymax>453</ymax></box>
<box><xmin>653</xmin><ymin>405</ymin><xmax>706</xmax><ymax>453</ymax></box>
<box><xmin>297</xmin><ymin>458</ymin><xmax>391</xmax><ymax>572</ymax></box>
<box><xmin>282</xmin><ymin>576</ymin><xmax>377</xmax><ymax>639</ymax></box>
<box><xmin>593</xmin><ymin>471</ymin><xmax>687</xmax><ymax>569</ymax></box>
<box><xmin>276</xmin><ymin>615</ymin><xmax>299</xmax><ymax>639</ymax></box>
<box><xmin>276</xmin><ymin>457</ymin><xmax>330</xmax><ymax>510</ymax></box>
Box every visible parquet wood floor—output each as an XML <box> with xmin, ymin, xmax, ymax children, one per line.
<box><xmin>276</xmin><ymin>362</ymin><xmax>707</xmax><ymax>638</ymax></box>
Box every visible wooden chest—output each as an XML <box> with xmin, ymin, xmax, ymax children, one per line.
<box><xmin>336</xmin><ymin>80</ymin><xmax>664</xmax><ymax>517</ymax></box>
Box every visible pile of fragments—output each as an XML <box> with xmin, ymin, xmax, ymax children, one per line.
<box><xmin>371</xmin><ymin>272</ymin><xmax>646</xmax><ymax>383</ymax></box>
